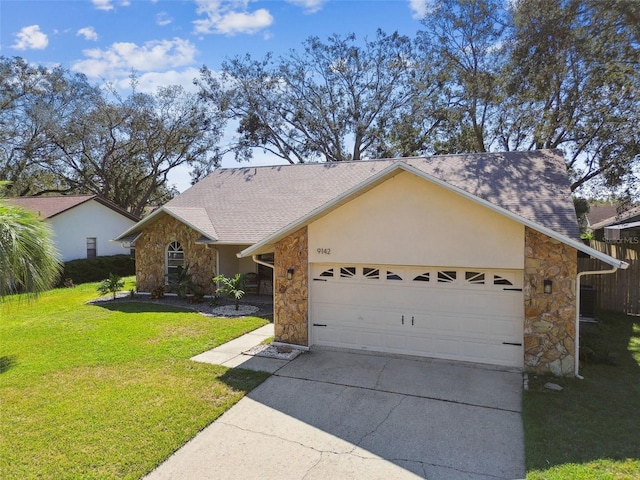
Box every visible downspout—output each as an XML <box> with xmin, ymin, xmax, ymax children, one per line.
<box><xmin>252</xmin><ymin>255</ymin><xmax>274</xmax><ymax>270</ymax></box>
<box><xmin>252</xmin><ymin>255</ymin><xmax>275</xmax><ymax>305</ymax></box>
<box><xmin>575</xmin><ymin>267</ymin><xmax>618</xmax><ymax>379</ymax></box>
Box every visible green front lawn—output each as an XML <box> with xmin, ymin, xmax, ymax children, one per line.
<box><xmin>0</xmin><ymin>281</ymin><xmax>269</xmax><ymax>479</ymax></box>
<box><xmin>524</xmin><ymin>311</ymin><xmax>640</xmax><ymax>479</ymax></box>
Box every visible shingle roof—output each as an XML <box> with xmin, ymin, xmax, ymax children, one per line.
<box><xmin>588</xmin><ymin>205</ymin><xmax>640</xmax><ymax>230</ymax></box>
<box><xmin>116</xmin><ymin>149</ymin><xmax>580</xmax><ymax>243</ymax></box>
<box><xmin>8</xmin><ymin>195</ymin><xmax>139</xmax><ymax>221</ymax></box>
<box><xmin>586</xmin><ymin>205</ymin><xmax>619</xmax><ymax>226</ymax></box>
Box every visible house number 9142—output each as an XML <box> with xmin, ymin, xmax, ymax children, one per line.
<box><xmin>317</xmin><ymin>248</ymin><xmax>331</xmax><ymax>255</ymax></box>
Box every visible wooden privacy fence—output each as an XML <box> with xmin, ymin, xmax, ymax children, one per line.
<box><xmin>578</xmin><ymin>241</ymin><xmax>639</xmax><ymax>315</ymax></box>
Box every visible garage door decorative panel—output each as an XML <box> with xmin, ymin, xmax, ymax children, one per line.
<box><xmin>310</xmin><ymin>264</ymin><xmax>524</xmax><ymax>368</ymax></box>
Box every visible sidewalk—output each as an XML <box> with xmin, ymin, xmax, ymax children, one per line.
<box><xmin>191</xmin><ymin>323</ymin><xmax>291</xmax><ymax>373</ymax></box>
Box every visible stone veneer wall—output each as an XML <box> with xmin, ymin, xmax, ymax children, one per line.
<box><xmin>273</xmin><ymin>227</ymin><xmax>309</xmax><ymax>346</ymax></box>
<box><xmin>524</xmin><ymin>227</ymin><xmax>578</xmax><ymax>376</ymax></box>
<box><xmin>135</xmin><ymin>215</ymin><xmax>216</xmax><ymax>293</ymax></box>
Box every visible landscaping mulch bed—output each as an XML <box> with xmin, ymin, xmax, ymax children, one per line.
<box><xmin>89</xmin><ymin>292</ymin><xmax>274</xmax><ymax>318</ymax></box>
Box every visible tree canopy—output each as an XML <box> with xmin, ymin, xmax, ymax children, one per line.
<box><xmin>1</xmin><ymin>0</ymin><xmax>638</xmax><ymax>203</ymax></box>
<box><xmin>198</xmin><ymin>30</ymin><xmax>426</xmax><ymax>163</ymax></box>
<box><xmin>199</xmin><ymin>0</ymin><xmax>639</xmax><ymax>200</ymax></box>
<box><xmin>0</xmin><ymin>58</ymin><xmax>224</xmax><ymax>216</ymax></box>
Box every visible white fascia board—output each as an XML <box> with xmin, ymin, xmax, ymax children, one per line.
<box><xmin>604</xmin><ymin>221</ymin><xmax>640</xmax><ymax>230</ymax></box>
<box><xmin>399</xmin><ymin>163</ymin><xmax>629</xmax><ymax>270</ymax></box>
<box><xmin>240</xmin><ymin>162</ymin><xmax>629</xmax><ymax>269</ymax></box>
<box><xmin>113</xmin><ymin>206</ymin><xmax>168</xmax><ymax>241</ymax></box>
<box><xmin>239</xmin><ymin>163</ymin><xmax>408</xmax><ymax>258</ymax></box>
<box><xmin>109</xmin><ymin>232</ymin><xmax>142</xmax><ymax>244</ymax></box>
<box><xmin>163</xmin><ymin>207</ymin><xmax>217</xmax><ymax>243</ymax></box>
<box><xmin>113</xmin><ymin>206</ymin><xmax>217</xmax><ymax>243</ymax></box>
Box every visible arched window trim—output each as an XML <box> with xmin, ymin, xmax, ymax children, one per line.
<box><xmin>166</xmin><ymin>241</ymin><xmax>184</xmax><ymax>284</ymax></box>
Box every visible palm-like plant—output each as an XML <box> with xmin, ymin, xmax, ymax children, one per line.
<box><xmin>0</xmin><ymin>183</ymin><xmax>62</xmax><ymax>298</ymax></box>
<box><xmin>212</xmin><ymin>273</ymin><xmax>245</xmax><ymax>310</ymax></box>
<box><xmin>97</xmin><ymin>273</ymin><xmax>125</xmax><ymax>300</ymax></box>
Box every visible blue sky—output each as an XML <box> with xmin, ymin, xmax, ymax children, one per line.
<box><xmin>1</xmin><ymin>0</ymin><xmax>427</xmax><ymax>92</ymax></box>
<box><xmin>1</xmin><ymin>0</ymin><xmax>428</xmax><ymax>190</ymax></box>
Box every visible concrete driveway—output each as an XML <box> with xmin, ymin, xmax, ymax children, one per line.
<box><xmin>146</xmin><ymin>349</ymin><xmax>525</xmax><ymax>480</ymax></box>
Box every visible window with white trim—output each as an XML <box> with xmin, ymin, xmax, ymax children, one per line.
<box><xmin>166</xmin><ymin>241</ymin><xmax>184</xmax><ymax>284</ymax></box>
<box><xmin>86</xmin><ymin>237</ymin><xmax>97</xmax><ymax>258</ymax></box>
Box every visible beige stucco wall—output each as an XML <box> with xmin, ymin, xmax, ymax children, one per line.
<box><xmin>135</xmin><ymin>215</ymin><xmax>217</xmax><ymax>293</ymax></box>
<box><xmin>308</xmin><ymin>171</ymin><xmax>524</xmax><ymax>268</ymax></box>
<box><xmin>216</xmin><ymin>244</ymin><xmax>256</xmax><ymax>278</ymax></box>
<box><xmin>273</xmin><ymin>227</ymin><xmax>309</xmax><ymax>346</ymax></box>
<box><xmin>277</xmin><ymin>223</ymin><xmax>579</xmax><ymax>374</ymax></box>
<box><xmin>524</xmin><ymin>227</ymin><xmax>578</xmax><ymax>376</ymax></box>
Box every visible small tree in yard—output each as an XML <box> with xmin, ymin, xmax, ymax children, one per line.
<box><xmin>212</xmin><ymin>273</ymin><xmax>245</xmax><ymax>310</ymax></box>
<box><xmin>97</xmin><ymin>273</ymin><xmax>125</xmax><ymax>300</ymax></box>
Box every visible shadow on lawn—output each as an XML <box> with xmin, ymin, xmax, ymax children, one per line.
<box><xmin>92</xmin><ymin>300</ymin><xmax>199</xmax><ymax>314</ymax></box>
<box><xmin>524</xmin><ymin>311</ymin><xmax>640</xmax><ymax>471</ymax></box>
<box><xmin>0</xmin><ymin>355</ymin><xmax>17</xmax><ymax>373</ymax></box>
<box><xmin>218</xmin><ymin>367</ymin><xmax>271</xmax><ymax>393</ymax></box>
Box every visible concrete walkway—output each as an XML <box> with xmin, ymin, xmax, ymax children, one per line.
<box><xmin>191</xmin><ymin>323</ymin><xmax>291</xmax><ymax>374</ymax></box>
<box><xmin>148</xmin><ymin>332</ymin><xmax>525</xmax><ymax>480</ymax></box>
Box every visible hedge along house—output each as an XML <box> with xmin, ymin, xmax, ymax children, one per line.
<box><xmin>115</xmin><ymin>150</ymin><xmax>628</xmax><ymax>376</ymax></box>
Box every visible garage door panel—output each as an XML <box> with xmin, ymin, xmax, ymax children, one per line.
<box><xmin>310</xmin><ymin>264</ymin><xmax>524</xmax><ymax>368</ymax></box>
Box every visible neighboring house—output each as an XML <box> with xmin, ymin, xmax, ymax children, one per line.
<box><xmin>115</xmin><ymin>150</ymin><xmax>628</xmax><ymax>376</ymax></box>
<box><xmin>10</xmin><ymin>195</ymin><xmax>138</xmax><ymax>262</ymax></box>
<box><xmin>587</xmin><ymin>205</ymin><xmax>640</xmax><ymax>246</ymax></box>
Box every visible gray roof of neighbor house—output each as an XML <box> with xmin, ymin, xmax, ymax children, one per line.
<box><xmin>116</xmin><ymin>149</ymin><xmax>580</xmax><ymax>244</ymax></box>
<box><xmin>8</xmin><ymin>195</ymin><xmax>139</xmax><ymax>222</ymax></box>
<box><xmin>589</xmin><ymin>205</ymin><xmax>640</xmax><ymax>230</ymax></box>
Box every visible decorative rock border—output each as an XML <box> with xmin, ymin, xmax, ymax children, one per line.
<box><xmin>243</xmin><ymin>344</ymin><xmax>304</xmax><ymax>360</ymax></box>
<box><xmin>209</xmin><ymin>304</ymin><xmax>259</xmax><ymax>317</ymax></box>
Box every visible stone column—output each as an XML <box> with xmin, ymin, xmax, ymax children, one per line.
<box><xmin>523</xmin><ymin>227</ymin><xmax>577</xmax><ymax>376</ymax></box>
<box><xmin>274</xmin><ymin>227</ymin><xmax>309</xmax><ymax>346</ymax></box>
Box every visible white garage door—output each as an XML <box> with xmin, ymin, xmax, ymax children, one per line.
<box><xmin>310</xmin><ymin>264</ymin><xmax>524</xmax><ymax>368</ymax></box>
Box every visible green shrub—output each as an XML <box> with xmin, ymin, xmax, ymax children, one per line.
<box><xmin>97</xmin><ymin>273</ymin><xmax>125</xmax><ymax>300</ymax></box>
<box><xmin>213</xmin><ymin>273</ymin><xmax>245</xmax><ymax>310</ymax></box>
<box><xmin>59</xmin><ymin>255</ymin><xmax>135</xmax><ymax>286</ymax></box>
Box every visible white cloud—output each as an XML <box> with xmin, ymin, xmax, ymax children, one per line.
<box><xmin>92</xmin><ymin>0</ymin><xmax>114</xmax><ymax>10</ymax></box>
<box><xmin>409</xmin><ymin>0</ymin><xmax>434</xmax><ymax>19</ymax></box>
<box><xmin>72</xmin><ymin>37</ymin><xmax>198</xmax><ymax>78</ymax></box>
<box><xmin>285</xmin><ymin>0</ymin><xmax>325</xmax><ymax>14</ymax></box>
<box><xmin>12</xmin><ymin>25</ymin><xmax>49</xmax><ymax>50</ymax></box>
<box><xmin>194</xmin><ymin>0</ymin><xmax>274</xmax><ymax>35</ymax></box>
<box><xmin>77</xmin><ymin>27</ymin><xmax>99</xmax><ymax>41</ymax></box>
<box><xmin>213</xmin><ymin>9</ymin><xmax>273</xmax><ymax>35</ymax></box>
<box><xmin>156</xmin><ymin>11</ymin><xmax>173</xmax><ymax>26</ymax></box>
<box><xmin>114</xmin><ymin>67</ymin><xmax>203</xmax><ymax>94</ymax></box>
<box><xmin>91</xmin><ymin>0</ymin><xmax>131</xmax><ymax>11</ymax></box>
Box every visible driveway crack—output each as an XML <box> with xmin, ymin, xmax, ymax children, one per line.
<box><xmin>374</xmin><ymin>357</ymin><xmax>393</xmax><ymax>389</ymax></box>
<box><xmin>217</xmin><ymin>421</ymin><xmax>347</xmax><ymax>456</ymax></box>
<box><xmin>274</xmin><ymin>374</ymin><xmax>520</xmax><ymax>413</ymax></box>
<box><xmin>351</xmin><ymin>394</ymin><xmax>406</xmax><ymax>452</ymax></box>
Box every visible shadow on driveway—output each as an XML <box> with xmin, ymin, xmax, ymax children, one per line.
<box><xmin>146</xmin><ymin>349</ymin><xmax>525</xmax><ymax>480</ymax></box>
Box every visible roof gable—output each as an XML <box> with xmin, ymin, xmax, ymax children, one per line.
<box><xmin>8</xmin><ymin>195</ymin><xmax>139</xmax><ymax>222</ymax></box>
<box><xmin>113</xmin><ymin>149</ymin><xmax>627</xmax><ymax>269</ymax></box>
<box><xmin>118</xmin><ymin>150</ymin><xmax>580</xmax><ymax>243</ymax></box>
<box><xmin>238</xmin><ymin>161</ymin><xmax>627</xmax><ymax>269</ymax></box>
